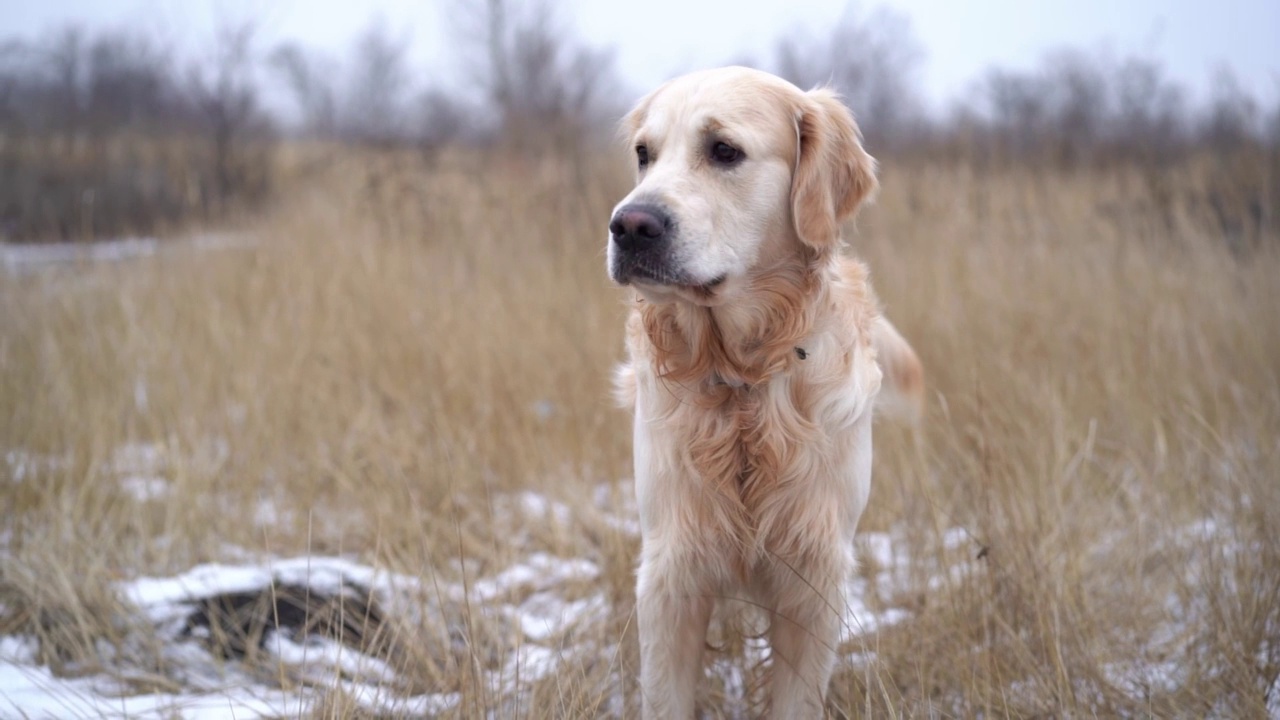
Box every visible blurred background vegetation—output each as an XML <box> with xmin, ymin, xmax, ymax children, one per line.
<box><xmin>2</xmin><ymin>2</ymin><xmax>1278</xmax><ymax>716</ymax></box>
<box><xmin>1</xmin><ymin>0</ymin><xmax>1275</xmax><ymax>248</ymax></box>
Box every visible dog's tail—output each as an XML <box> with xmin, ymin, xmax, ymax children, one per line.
<box><xmin>872</xmin><ymin>316</ymin><xmax>925</xmax><ymax>424</ymax></box>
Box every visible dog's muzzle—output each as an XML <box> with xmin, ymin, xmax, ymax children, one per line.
<box><xmin>608</xmin><ymin>202</ymin><xmax>681</xmax><ymax>286</ymax></box>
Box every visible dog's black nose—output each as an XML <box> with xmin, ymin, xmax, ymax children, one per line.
<box><xmin>610</xmin><ymin>204</ymin><xmax>669</xmax><ymax>252</ymax></box>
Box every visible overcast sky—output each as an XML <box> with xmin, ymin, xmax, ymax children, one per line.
<box><xmin>3</xmin><ymin>0</ymin><xmax>1277</xmax><ymax>112</ymax></box>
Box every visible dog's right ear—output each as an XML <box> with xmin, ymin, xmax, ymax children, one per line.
<box><xmin>790</xmin><ymin>89</ymin><xmax>879</xmax><ymax>251</ymax></box>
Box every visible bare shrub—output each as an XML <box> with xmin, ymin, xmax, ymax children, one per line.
<box><xmin>268</xmin><ymin>43</ymin><xmax>338</xmax><ymax>138</ymax></box>
<box><xmin>772</xmin><ymin>6</ymin><xmax>926</xmax><ymax>153</ymax></box>
<box><xmin>185</xmin><ymin>19</ymin><xmax>273</xmax><ymax>214</ymax></box>
<box><xmin>0</xmin><ymin>21</ymin><xmax>274</xmax><ymax>242</ymax></box>
<box><xmin>447</xmin><ymin>0</ymin><xmax>621</xmax><ymax>153</ymax></box>
<box><xmin>341</xmin><ymin>19</ymin><xmax>414</xmax><ymax>147</ymax></box>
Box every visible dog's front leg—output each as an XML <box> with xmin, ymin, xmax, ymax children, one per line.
<box><xmin>764</xmin><ymin>548</ymin><xmax>848</xmax><ymax>719</ymax></box>
<box><xmin>766</xmin><ymin>590</ymin><xmax>840</xmax><ymax>718</ymax></box>
<box><xmin>636</xmin><ymin>553</ymin><xmax>712</xmax><ymax>718</ymax></box>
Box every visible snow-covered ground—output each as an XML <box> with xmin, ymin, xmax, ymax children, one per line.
<box><xmin>4</xmin><ymin>444</ymin><xmax>1274</xmax><ymax>718</ymax></box>
<box><xmin>1</xmin><ymin>539</ymin><xmax>592</xmax><ymax>716</ymax></box>
<box><xmin>1</xmin><ymin>234</ymin><xmax>255</xmax><ymax>276</ymax></box>
<box><xmin>0</xmin><ymin>442</ymin><xmax>940</xmax><ymax>719</ymax></box>
<box><xmin>0</xmin><ymin>532</ymin><xmax>930</xmax><ymax>719</ymax></box>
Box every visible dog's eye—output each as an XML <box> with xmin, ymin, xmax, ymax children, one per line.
<box><xmin>710</xmin><ymin>141</ymin><xmax>742</xmax><ymax>165</ymax></box>
<box><xmin>636</xmin><ymin>144</ymin><xmax>649</xmax><ymax>168</ymax></box>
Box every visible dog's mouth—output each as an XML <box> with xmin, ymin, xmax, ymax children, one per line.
<box><xmin>686</xmin><ymin>274</ymin><xmax>727</xmax><ymax>298</ymax></box>
<box><xmin>631</xmin><ymin>272</ymin><xmax>727</xmax><ymax>301</ymax></box>
<box><xmin>618</xmin><ymin>263</ymin><xmax>726</xmax><ymax>295</ymax></box>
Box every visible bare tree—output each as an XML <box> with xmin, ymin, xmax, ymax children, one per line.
<box><xmin>0</xmin><ymin>26</ymin><xmax>94</xmax><ymax>138</ymax></box>
<box><xmin>269</xmin><ymin>43</ymin><xmax>337</xmax><ymax>138</ymax></box>
<box><xmin>1111</xmin><ymin>56</ymin><xmax>1187</xmax><ymax>161</ymax></box>
<box><xmin>85</xmin><ymin>30</ymin><xmax>182</xmax><ymax>132</ymax></box>
<box><xmin>1267</xmin><ymin>85</ymin><xmax>1280</xmax><ymax>149</ymax></box>
<box><xmin>968</xmin><ymin>49</ymin><xmax>1199</xmax><ymax>167</ymax></box>
<box><xmin>1201</xmin><ymin>66</ymin><xmax>1262</xmax><ymax>152</ymax></box>
<box><xmin>0</xmin><ymin>37</ymin><xmax>38</xmax><ymax>130</ymax></box>
<box><xmin>1040</xmin><ymin>49</ymin><xmax>1111</xmax><ymax>164</ymax></box>
<box><xmin>418</xmin><ymin>88</ymin><xmax>473</xmax><ymax>153</ymax></box>
<box><xmin>980</xmin><ymin>68</ymin><xmax>1051</xmax><ymax>162</ymax></box>
<box><xmin>45</xmin><ymin>27</ymin><xmax>90</xmax><ymax>137</ymax></box>
<box><xmin>187</xmin><ymin>19</ymin><xmax>268</xmax><ymax>208</ymax></box>
<box><xmin>447</xmin><ymin>0</ymin><xmax>619</xmax><ymax>151</ymax></box>
<box><xmin>0</xmin><ymin>27</ymin><xmax>182</xmax><ymax>136</ymax></box>
<box><xmin>773</xmin><ymin>6</ymin><xmax>925</xmax><ymax>152</ymax></box>
<box><xmin>342</xmin><ymin>19</ymin><xmax>413</xmax><ymax>145</ymax></box>
<box><xmin>0</xmin><ymin>20</ymin><xmax>285</xmax><ymax>240</ymax></box>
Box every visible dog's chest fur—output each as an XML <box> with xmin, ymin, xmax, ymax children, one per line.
<box><xmin>618</xmin><ymin>257</ymin><xmax>882</xmax><ymax>579</ymax></box>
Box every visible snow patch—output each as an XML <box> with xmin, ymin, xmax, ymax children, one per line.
<box><xmin>0</xmin><ymin>523</ymin><xmax>612</xmax><ymax>718</ymax></box>
<box><xmin>15</xmin><ymin>476</ymin><xmax>1240</xmax><ymax>716</ymax></box>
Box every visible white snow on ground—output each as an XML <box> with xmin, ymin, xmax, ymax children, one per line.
<box><xmin>0</xmin><ymin>638</ymin><xmax>309</xmax><ymax>720</ymax></box>
<box><xmin>119</xmin><ymin>476</ymin><xmax>170</xmax><ymax>503</ymax></box>
<box><xmin>4</xmin><ymin>450</ymin><xmax>70</xmax><ymax>485</ymax></box>
<box><xmin>0</xmin><ymin>478</ymin><xmax>946</xmax><ymax>719</ymax></box>
<box><xmin>0</xmin><ymin>237</ymin><xmax>160</xmax><ymax>272</ymax></box>
<box><xmin>7</xmin><ymin>440</ymin><xmax>229</xmax><ymax>504</ymax></box>
<box><xmin>1</xmin><ymin>460</ymin><xmax>1261</xmax><ymax>719</ymax></box>
<box><xmin>0</xmin><ymin>546</ymin><xmax>584</xmax><ymax>718</ymax></box>
<box><xmin>1</xmin><ymin>234</ymin><xmax>256</xmax><ymax>276</ymax></box>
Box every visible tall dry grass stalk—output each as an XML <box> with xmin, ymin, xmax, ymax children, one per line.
<box><xmin>1</xmin><ymin>147</ymin><xmax>1277</xmax><ymax>717</ymax></box>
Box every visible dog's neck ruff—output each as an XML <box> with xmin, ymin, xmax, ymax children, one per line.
<box><xmin>712</xmin><ymin>346</ymin><xmax>808</xmax><ymax>389</ymax></box>
<box><xmin>638</xmin><ymin>254</ymin><xmax>825</xmax><ymax>394</ymax></box>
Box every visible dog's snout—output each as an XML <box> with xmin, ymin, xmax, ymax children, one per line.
<box><xmin>610</xmin><ymin>204</ymin><xmax>669</xmax><ymax>251</ymax></box>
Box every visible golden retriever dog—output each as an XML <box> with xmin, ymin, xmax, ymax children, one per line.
<box><xmin>607</xmin><ymin>66</ymin><xmax>924</xmax><ymax>718</ymax></box>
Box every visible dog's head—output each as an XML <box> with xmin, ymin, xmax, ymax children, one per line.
<box><xmin>607</xmin><ymin>66</ymin><xmax>878</xmax><ymax>306</ymax></box>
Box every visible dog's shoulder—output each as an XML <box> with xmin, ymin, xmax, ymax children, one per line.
<box><xmin>824</xmin><ymin>254</ymin><xmax>880</xmax><ymax>345</ymax></box>
<box><xmin>828</xmin><ymin>255</ymin><xmax>926</xmax><ymax>423</ymax></box>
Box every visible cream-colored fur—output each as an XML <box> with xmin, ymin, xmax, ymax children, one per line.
<box><xmin>607</xmin><ymin>66</ymin><xmax>923</xmax><ymax>718</ymax></box>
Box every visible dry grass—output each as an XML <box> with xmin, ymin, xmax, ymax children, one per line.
<box><xmin>1</xmin><ymin>146</ymin><xmax>1278</xmax><ymax>718</ymax></box>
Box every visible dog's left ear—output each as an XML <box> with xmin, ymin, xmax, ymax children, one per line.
<box><xmin>790</xmin><ymin>89</ymin><xmax>879</xmax><ymax>250</ymax></box>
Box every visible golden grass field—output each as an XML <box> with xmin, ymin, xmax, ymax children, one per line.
<box><xmin>1</xmin><ymin>146</ymin><xmax>1278</xmax><ymax>717</ymax></box>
